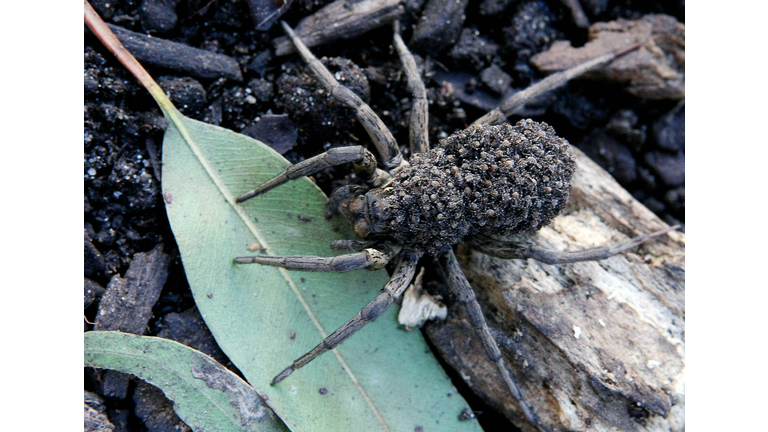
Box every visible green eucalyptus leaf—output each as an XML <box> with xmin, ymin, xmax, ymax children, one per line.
<box><xmin>161</xmin><ymin>112</ymin><xmax>483</xmax><ymax>432</ymax></box>
<box><xmin>84</xmin><ymin>331</ymin><xmax>287</xmax><ymax>432</ymax></box>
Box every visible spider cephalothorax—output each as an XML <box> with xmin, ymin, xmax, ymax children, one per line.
<box><xmin>234</xmin><ymin>20</ymin><xmax>677</xmax><ymax>432</ymax></box>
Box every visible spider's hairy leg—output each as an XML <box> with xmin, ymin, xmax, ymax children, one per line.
<box><xmin>236</xmin><ymin>145</ymin><xmax>388</xmax><ymax>202</ymax></box>
<box><xmin>467</xmin><ymin>225</ymin><xmax>680</xmax><ymax>264</ymax></box>
<box><xmin>280</xmin><ymin>21</ymin><xmax>407</xmax><ymax>174</ymax></box>
<box><xmin>234</xmin><ymin>242</ymin><xmax>400</xmax><ymax>272</ymax></box>
<box><xmin>271</xmin><ymin>250</ymin><xmax>423</xmax><ymax>385</ymax></box>
<box><xmin>472</xmin><ymin>45</ymin><xmax>641</xmax><ymax>127</ymax></box>
<box><xmin>393</xmin><ymin>21</ymin><xmax>429</xmax><ymax>155</ymax></box>
<box><xmin>436</xmin><ymin>249</ymin><xmax>548</xmax><ymax>432</ymax></box>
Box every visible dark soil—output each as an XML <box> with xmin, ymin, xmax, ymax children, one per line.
<box><xmin>84</xmin><ymin>1</ymin><xmax>684</xmax><ymax>431</ymax></box>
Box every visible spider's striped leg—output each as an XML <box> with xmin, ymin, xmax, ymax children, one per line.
<box><xmin>436</xmin><ymin>248</ymin><xmax>548</xmax><ymax>432</ymax></box>
<box><xmin>281</xmin><ymin>21</ymin><xmax>407</xmax><ymax>174</ymax></box>
<box><xmin>271</xmin><ymin>250</ymin><xmax>423</xmax><ymax>385</ymax></box>
<box><xmin>393</xmin><ymin>21</ymin><xmax>429</xmax><ymax>155</ymax></box>
<box><xmin>236</xmin><ymin>145</ymin><xmax>388</xmax><ymax>202</ymax></box>
<box><xmin>234</xmin><ymin>242</ymin><xmax>400</xmax><ymax>272</ymax></box>
<box><xmin>466</xmin><ymin>225</ymin><xmax>679</xmax><ymax>264</ymax></box>
<box><xmin>472</xmin><ymin>45</ymin><xmax>641</xmax><ymax>127</ymax></box>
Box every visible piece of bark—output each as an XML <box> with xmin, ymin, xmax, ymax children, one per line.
<box><xmin>94</xmin><ymin>245</ymin><xmax>170</xmax><ymax>399</ymax></box>
<box><xmin>85</xmin><ymin>390</ymin><xmax>115</xmax><ymax>432</ymax></box>
<box><xmin>103</xmin><ymin>24</ymin><xmax>243</xmax><ymax>81</ymax></box>
<box><xmin>273</xmin><ymin>0</ymin><xmax>402</xmax><ymax>56</ymax></box>
<box><xmin>531</xmin><ymin>14</ymin><xmax>685</xmax><ymax>100</ymax></box>
<box><xmin>95</xmin><ymin>244</ymin><xmax>170</xmax><ymax>332</ymax></box>
<box><xmin>425</xmin><ymin>147</ymin><xmax>685</xmax><ymax>432</ymax></box>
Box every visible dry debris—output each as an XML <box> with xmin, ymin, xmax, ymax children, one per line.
<box><xmin>531</xmin><ymin>14</ymin><xmax>685</xmax><ymax>99</ymax></box>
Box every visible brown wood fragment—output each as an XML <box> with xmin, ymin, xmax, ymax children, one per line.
<box><xmin>531</xmin><ymin>14</ymin><xmax>685</xmax><ymax>100</ymax></box>
<box><xmin>273</xmin><ymin>0</ymin><xmax>402</xmax><ymax>56</ymax></box>
<box><xmin>95</xmin><ymin>244</ymin><xmax>170</xmax><ymax>333</ymax></box>
<box><xmin>425</xmin><ymin>148</ymin><xmax>685</xmax><ymax>432</ymax></box>
<box><xmin>94</xmin><ymin>244</ymin><xmax>170</xmax><ymax>399</ymax></box>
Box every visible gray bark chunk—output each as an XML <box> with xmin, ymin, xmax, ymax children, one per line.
<box><xmin>273</xmin><ymin>0</ymin><xmax>402</xmax><ymax>56</ymax></box>
<box><xmin>105</xmin><ymin>24</ymin><xmax>243</xmax><ymax>81</ymax></box>
<box><xmin>94</xmin><ymin>244</ymin><xmax>170</xmax><ymax>399</ymax></box>
<box><xmin>95</xmin><ymin>244</ymin><xmax>170</xmax><ymax>333</ymax></box>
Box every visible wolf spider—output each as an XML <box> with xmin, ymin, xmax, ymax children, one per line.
<box><xmin>235</xmin><ymin>20</ymin><xmax>677</xmax><ymax>432</ymax></box>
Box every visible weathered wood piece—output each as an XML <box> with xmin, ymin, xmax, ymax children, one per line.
<box><xmin>531</xmin><ymin>14</ymin><xmax>685</xmax><ymax>100</ymax></box>
<box><xmin>425</xmin><ymin>147</ymin><xmax>685</xmax><ymax>432</ymax></box>
<box><xmin>94</xmin><ymin>244</ymin><xmax>170</xmax><ymax>399</ymax></box>
<box><xmin>104</xmin><ymin>24</ymin><xmax>243</xmax><ymax>81</ymax></box>
<box><xmin>273</xmin><ymin>0</ymin><xmax>402</xmax><ymax>56</ymax></box>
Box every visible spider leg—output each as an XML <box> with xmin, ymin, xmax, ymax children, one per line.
<box><xmin>436</xmin><ymin>248</ymin><xmax>546</xmax><ymax>431</ymax></box>
<box><xmin>472</xmin><ymin>45</ymin><xmax>641</xmax><ymax>127</ymax></box>
<box><xmin>393</xmin><ymin>21</ymin><xmax>429</xmax><ymax>155</ymax></box>
<box><xmin>330</xmin><ymin>239</ymin><xmax>378</xmax><ymax>251</ymax></box>
<box><xmin>467</xmin><ymin>225</ymin><xmax>680</xmax><ymax>264</ymax></box>
<box><xmin>236</xmin><ymin>145</ymin><xmax>388</xmax><ymax>202</ymax></box>
<box><xmin>234</xmin><ymin>242</ymin><xmax>400</xmax><ymax>272</ymax></box>
<box><xmin>271</xmin><ymin>250</ymin><xmax>423</xmax><ymax>385</ymax></box>
<box><xmin>281</xmin><ymin>21</ymin><xmax>407</xmax><ymax>174</ymax></box>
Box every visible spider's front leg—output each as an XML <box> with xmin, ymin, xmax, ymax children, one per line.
<box><xmin>271</xmin><ymin>250</ymin><xmax>423</xmax><ymax>385</ymax></box>
<box><xmin>234</xmin><ymin>241</ymin><xmax>400</xmax><ymax>272</ymax></box>
<box><xmin>280</xmin><ymin>21</ymin><xmax>407</xmax><ymax>173</ymax></box>
<box><xmin>237</xmin><ymin>145</ymin><xmax>388</xmax><ymax>202</ymax></box>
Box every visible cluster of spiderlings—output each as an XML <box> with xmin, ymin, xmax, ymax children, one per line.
<box><xmin>377</xmin><ymin>120</ymin><xmax>575</xmax><ymax>254</ymax></box>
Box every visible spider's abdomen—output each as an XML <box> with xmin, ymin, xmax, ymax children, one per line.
<box><xmin>378</xmin><ymin>120</ymin><xmax>575</xmax><ymax>254</ymax></box>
